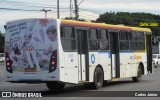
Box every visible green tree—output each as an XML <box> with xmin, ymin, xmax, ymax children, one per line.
<box><xmin>64</xmin><ymin>17</ymin><xmax>86</xmax><ymax>21</ymax></box>
<box><xmin>96</xmin><ymin>12</ymin><xmax>160</xmax><ymax>36</ymax></box>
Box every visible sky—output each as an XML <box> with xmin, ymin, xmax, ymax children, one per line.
<box><xmin>0</xmin><ymin>0</ymin><xmax>160</xmax><ymax>33</ymax></box>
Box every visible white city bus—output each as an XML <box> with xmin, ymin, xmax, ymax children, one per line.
<box><xmin>5</xmin><ymin>18</ymin><xmax>152</xmax><ymax>90</ymax></box>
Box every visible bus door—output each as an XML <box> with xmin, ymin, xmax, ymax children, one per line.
<box><xmin>109</xmin><ymin>31</ymin><xmax>120</xmax><ymax>78</ymax></box>
<box><xmin>76</xmin><ymin>27</ymin><xmax>89</xmax><ymax>82</ymax></box>
<box><xmin>146</xmin><ymin>34</ymin><xmax>152</xmax><ymax>73</ymax></box>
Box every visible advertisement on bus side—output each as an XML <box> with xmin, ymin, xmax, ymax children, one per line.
<box><xmin>5</xmin><ymin>18</ymin><xmax>57</xmax><ymax>73</ymax></box>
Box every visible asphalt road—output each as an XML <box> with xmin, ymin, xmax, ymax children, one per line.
<box><xmin>0</xmin><ymin>63</ymin><xmax>160</xmax><ymax>100</ymax></box>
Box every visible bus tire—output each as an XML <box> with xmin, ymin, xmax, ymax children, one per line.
<box><xmin>132</xmin><ymin>65</ymin><xmax>142</xmax><ymax>82</ymax></box>
<box><xmin>46</xmin><ymin>81</ymin><xmax>65</xmax><ymax>91</ymax></box>
<box><xmin>93</xmin><ymin>67</ymin><xmax>104</xmax><ymax>89</ymax></box>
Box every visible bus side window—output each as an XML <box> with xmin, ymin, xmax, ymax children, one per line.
<box><xmin>99</xmin><ymin>29</ymin><xmax>109</xmax><ymax>50</ymax></box>
<box><xmin>89</xmin><ymin>29</ymin><xmax>99</xmax><ymax>51</ymax></box>
<box><xmin>119</xmin><ymin>31</ymin><xmax>129</xmax><ymax>51</ymax></box>
<box><xmin>137</xmin><ymin>32</ymin><xmax>145</xmax><ymax>50</ymax></box>
<box><xmin>129</xmin><ymin>31</ymin><xmax>138</xmax><ymax>51</ymax></box>
<box><xmin>61</xmin><ymin>26</ymin><xmax>76</xmax><ymax>51</ymax></box>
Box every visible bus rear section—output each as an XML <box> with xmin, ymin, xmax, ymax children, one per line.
<box><xmin>5</xmin><ymin>18</ymin><xmax>63</xmax><ymax>87</ymax></box>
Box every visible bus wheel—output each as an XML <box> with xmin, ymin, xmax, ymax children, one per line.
<box><xmin>46</xmin><ymin>81</ymin><xmax>65</xmax><ymax>91</ymax></box>
<box><xmin>132</xmin><ymin>65</ymin><xmax>142</xmax><ymax>82</ymax></box>
<box><xmin>93</xmin><ymin>67</ymin><xmax>104</xmax><ymax>89</ymax></box>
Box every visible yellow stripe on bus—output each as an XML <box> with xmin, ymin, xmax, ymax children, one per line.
<box><xmin>132</xmin><ymin>27</ymin><xmax>152</xmax><ymax>33</ymax></box>
<box><xmin>112</xmin><ymin>78</ymin><xmax>120</xmax><ymax>81</ymax></box>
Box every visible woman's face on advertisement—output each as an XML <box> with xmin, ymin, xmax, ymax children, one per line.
<box><xmin>47</xmin><ymin>32</ymin><xmax>56</xmax><ymax>42</ymax></box>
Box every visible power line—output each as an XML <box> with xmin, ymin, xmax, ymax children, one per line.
<box><xmin>0</xmin><ymin>7</ymin><xmax>40</xmax><ymax>12</ymax></box>
<box><xmin>0</xmin><ymin>0</ymin><xmax>100</xmax><ymax>20</ymax></box>
<box><xmin>0</xmin><ymin>2</ymin><xmax>69</xmax><ymax>9</ymax></box>
<box><xmin>0</xmin><ymin>0</ymin><xmax>70</xmax><ymax>10</ymax></box>
<box><xmin>0</xmin><ymin>3</ymin><xmax>56</xmax><ymax>9</ymax></box>
<box><xmin>78</xmin><ymin>0</ymin><xmax>85</xmax><ymax>6</ymax></box>
<box><xmin>1</xmin><ymin>0</ymin><xmax>57</xmax><ymax>7</ymax></box>
<box><xmin>80</xmin><ymin>8</ymin><xmax>102</xmax><ymax>14</ymax></box>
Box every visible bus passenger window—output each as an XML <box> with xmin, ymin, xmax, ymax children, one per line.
<box><xmin>137</xmin><ymin>42</ymin><xmax>144</xmax><ymax>50</ymax></box>
<box><xmin>89</xmin><ymin>29</ymin><xmax>99</xmax><ymax>50</ymax></box>
<box><xmin>129</xmin><ymin>31</ymin><xmax>137</xmax><ymax>40</ymax></box>
<box><xmin>137</xmin><ymin>32</ymin><xmax>144</xmax><ymax>50</ymax></box>
<box><xmin>61</xmin><ymin>26</ymin><xmax>76</xmax><ymax>51</ymax></box>
<box><xmin>120</xmin><ymin>41</ymin><xmax>129</xmax><ymax>50</ymax></box>
<box><xmin>99</xmin><ymin>29</ymin><xmax>109</xmax><ymax>50</ymax></box>
<box><xmin>89</xmin><ymin>29</ymin><xmax>98</xmax><ymax>39</ymax></box>
<box><xmin>89</xmin><ymin>40</ymin><xmax>99</xmax><ymax>50</ymax></box>
<box><xmin>61</xmin><ymin>39</ymin><xmax>76</xmax><ymax>50</ymax></box>
<box><xmin>99</xmin><ymin>29</ymin><xmax>108</xmax><ymax>39</ymax></box>
<box><xmin>119</xmin><ymin>31</ymin><xmax>129</xmax><ymax>50</ymax></box>
<box><xmin>100</xmin><ymin>40</ymin><xmax>109</xmax><ymax>50</ymax></box>
<box><xmin>129</xmin><ymin>31</ymin><xmax>138</xmax><ymax>51</ymax></box>
<box><xmin>61</xmin><ymin>26</ymin><xmax>75</xmax><ymax>38</ymax></box>
<box><xmin>130</xmin><ymin>42</ymin><xmax>138</xmax><ymax>50</ymax></box>
<box><xmin>137</xmin><ymin>32</ymin><xmax>144</xmax><ymax>40</ymax></box>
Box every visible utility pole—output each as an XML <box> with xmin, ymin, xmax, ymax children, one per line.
<box><xmin>74</xmin><ymin>0</ymin><xmax>79</xmax><ymax>20</ymax></box>
<box><xmin>70</xmin><ymin>0</ymin><xmax>72</xmax><ymax>18</ymax></box>
<box><xmin>40</xmin><ymin>9</ymin><xmax>51</xmax><ymax>18</ymax></box>
<box><xmin>57</xmin><ymin>0</ymin><xmax>60</xmax><ymax>19</ymax></box>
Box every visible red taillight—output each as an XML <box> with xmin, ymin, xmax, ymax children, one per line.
<box><xmin>5</xmin><ymin>52</ymin><xmax>13</xmax><ymax>73</ymax></box>
<box><xmin>7</xmin><ymin>62</ymin><xmax>10</xmax><ymax>66</ymax></box>
<box><xmin>51</xmin><ymin>61</ymin><xmax>55</xmax><ymax>65</ymax></box>
<box><xmin>49</xmin><ymin>50</ymin><xmax>57</xmax><ymax>73</ymax></box>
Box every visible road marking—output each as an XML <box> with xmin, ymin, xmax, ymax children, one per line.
<box><xmin>141</xmin><ymin>81</ymin><xmax>160</xmax><ymax>86</ymax></box>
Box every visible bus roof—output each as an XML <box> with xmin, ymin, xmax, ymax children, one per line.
<box><xmin>61</xmin><ymin>20</ymin><xmax>152</xmax><ymax>34</ymax></box>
